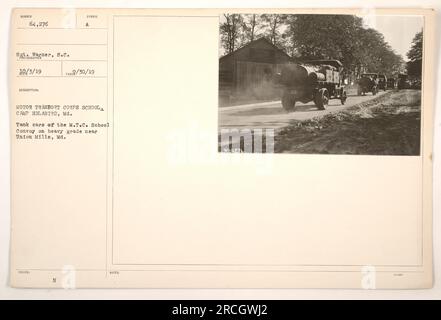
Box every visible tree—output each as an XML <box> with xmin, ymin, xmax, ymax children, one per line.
<box><xmin>284</xmin><ymin>14</ymin><xmax>404</xmax><ymax>77</ymax></box>
<box><xmin>241</xmin><ymin>14</ymin><xmax>261</xmax><ymax>43</ymax></box>
<box><xmin>285</xmin><ymin>15</ymin><xmax>363</xmax><ymax>62</ymax></box>
<box><xmin>406</xmin><ymin>30</ymin><xmax>423</xmax><ymax>77</ymax></box>
<box><xmin>351</xmin><ymin>27</ymin><xmax>404</xmax><ymax>76</ymax></box>
<box><xmin>407</xmin><ymin>30</ymin><xmax>423</xmax><ymax>61</ymax></box>
<box><xmin>219</xmin><ymin>14</ymin><xmax>244</xmax><ymax>54</ymax></box>
<box><xmin>219</xmin><ymin>13</ymin><xmax>405</xmax><ymax>78</ymax></box>
<box><xmin>261</xmin><ymin>14</ymin><xmax>288</xmax><ymax>46</ymax></box>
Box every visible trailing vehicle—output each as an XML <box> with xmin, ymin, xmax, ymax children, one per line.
<box><xmin>387</xmin><ymin>77</ymin><xmax>396</xmax><ymax>90</ymax></box>
<box><xmin>412</xmin><ymin>79</ymin><xmax>422</xmax><ymax>89</ymax></box>
<box><xmin>378</xmin><ymin>74</ymin><xmax>387</xmax><ymax>91</ymax></box>
<box><xmin>397</xmin><ymin>73</ymin><xmax>410</xmax><ymax>90</ymax></box>
<box><xmin>278</xmin><ymin>60</ymin><xmax>347</xmax><ymax>111</ymax></box>
<box><xmin>357</xmin><ymin>73</ymin><xmax>378</xmax><ymax>95</ymax></box>
<box><xmin>409</xmin><ymin>77</ymin><xmax>422</xmax><ymax>89</ymax></box>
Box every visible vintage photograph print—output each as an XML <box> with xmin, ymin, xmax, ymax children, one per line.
<box><xmin>218</xmin><ymin>14</ymin><xmax>424</xmax><ymax>155</ymax></box>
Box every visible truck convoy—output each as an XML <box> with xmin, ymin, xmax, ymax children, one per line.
<box><xmin>279</xmin><ymin>60</ymin><xmax>347</xmax><ymax>111</ymax></box>
<box><xmin>278</xmin><ymin>61</ymin><xmax>420</xmax><ymax>112</ymax></box>
<box><xmin>357</xmin><ymin>73</ymin><xmax>379</xmax><ymax>96</ymax></box>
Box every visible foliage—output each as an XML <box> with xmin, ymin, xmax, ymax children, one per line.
<box><xmin>219</xmin><ymin>14</ymin><xmax>406</xmax><ymax>77</ymax></box>
<box><xmin>219</xmin><ymin>14</ymin><xmax>244</xmax><ymax>54</ymax></box>
<box><xmin>260</xmin><ymin>14</ymin><xmax>288</xmax><ymax>46</ymax></box>
<box><xmin>240</xmin><ymin>14</ymin><xmax>261</xmax><ymax>44</ymax></box>
<box><xmin>285</xmin><ymin>15</ymin><xmax>404</xmax><ymax>76</ymax></box>
<box><xmin>406</xmin><ymin>31</ymin><xmax>423</xmax><ymax>77</ymax></box>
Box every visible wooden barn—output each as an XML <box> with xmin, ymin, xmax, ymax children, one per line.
<box><xmin>219</xmin><ymin>37</ymin><xmax>292</xmax><ymax>106</ymax></box>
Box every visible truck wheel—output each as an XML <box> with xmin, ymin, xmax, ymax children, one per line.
<box><xmin>282</xmin><ymin>92</ymin><xmax>295</xmax><ymax>112</ymax></box>
<box><xmin>315</xmin><ymin>88</ymin><xmax>329</xmax><ymax>110</ymax></box>
<box><xmin>340</xmin><ymin>91</ymin><xmax>347</xmax><ymax>105</ymax></box>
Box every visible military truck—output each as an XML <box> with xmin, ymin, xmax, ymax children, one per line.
<box><xmin>378</xmin><ymin>74</ymin><xmax>387</xmax><ymax>91</ymax></box>
<box><xmin>357</xmin><ymin>73</ymin><xmax>379</xmax><ymax>96</ymax></box>
<box><xmin>387</xmin><ymin>77</ymin><xmax>396</xmax><ymax>90</ymax></box>
<box><xmin>279</xmin><ymin>60</ymin><xmax>347</xmax><ymax>111</ymax></box>
<box><xmin>397</xmin><ymin>73</ymin><xmax>410</xmax><ymax>90</ymax></box>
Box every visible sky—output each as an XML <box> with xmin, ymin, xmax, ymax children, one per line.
<box><xmin>362</xmin><ymin>15</ymin><xmax>423</xmax><ymax>61</ymax></box>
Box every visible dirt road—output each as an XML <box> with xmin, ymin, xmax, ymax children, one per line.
<box><xmin>274</xmin><ymin>89</ymin><xmax>421</xmax><ymax>155</ymax></box>
<box><xmin>219</xmin><ymin>90</ymin><xmax>421</xmax><ymax>155</ymax></box>
<box><xmin>219</xmin><ymin>91</ymin><xmax>388</xmax><ymax>130</ymax></box>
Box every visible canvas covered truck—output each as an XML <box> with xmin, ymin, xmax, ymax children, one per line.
<box><xmin>278</xmin><ymin>60</ymin><xmax>347</xmax><ymax>111</ymax></box>
<box><xmin>357</xmin><ymin>73</ymin><xmax>379</xmax><ymax>95</ymax></box>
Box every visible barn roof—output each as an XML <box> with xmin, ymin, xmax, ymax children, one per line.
<box><xmin>219</xmin><ymin>37</ymin><xmax>292</xmax><ymax>61</ymax></box>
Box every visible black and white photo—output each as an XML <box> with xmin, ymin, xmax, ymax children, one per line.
<box><xmin>218</xmin><ymin>14</ymin><xmax>423</xmax><ymax>155</ymax></box>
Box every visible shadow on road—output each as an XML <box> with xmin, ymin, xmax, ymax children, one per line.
<box><xmin>233</xmin><ymin>107</ymin><xmax>285</xmax><ymax>116</ymax></box>
<box><xmin>232</xmin><ymin>103</ymin><xmax>321</xmax><ymax>116</ymax></box>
